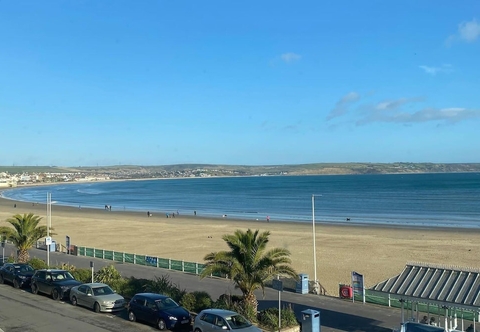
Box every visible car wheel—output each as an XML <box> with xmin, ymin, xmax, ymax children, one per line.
<box><xmin>31</xmin><ymin>283</ymin><xmax>38</xmax><ymax>294</ymax></box>
<box><xmin>194</xmin><ymin>329</ymin><xmax>202</xmax><ymax>332</ymax></box>
<box><xmin>128</xmin><ymin>310</ymin><xmax>136</xmax><ymax>322</ymax></box>
<box><xmin>71</xmin><ymin>296</ymin><xmax>78</xmax><ymax>306</ymax></box>
<box><xmin>0</xmin><ymin>275</ymin><xmax>4</xmax><ymax>284</ymax></box>
<box><xmin>52</xmin><ymin>288</ymin><xmax>60</xmax><ymax>301</ymax></box>
<box><xmin>13</xmin><ymin>279</ymin><xmax>20</xmax><ymax>289</ymax></box>
<box><xmin>94</xmin><ymin>302</ymin><xmax>101</xmax><ymax>313</ymax></box>
<box><xmin>157</xmin><ymin>318</ymin><xmax>166</xmax><ymax>330</ymax></box>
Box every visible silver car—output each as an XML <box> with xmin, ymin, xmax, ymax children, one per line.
<box><xmin>69</xmin><ymin>282</ymin><xmax>125</xmax><ymax>313</ymax></box>
<box><xmin>193</xmin><ymin>309</ymin><xmax>261</xmax><ymax>332</ymax></box>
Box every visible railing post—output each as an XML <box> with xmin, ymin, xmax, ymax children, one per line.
<box><xmin>102</xmin><ymin>250</ymin><xmax>105</xmax><ymax>259</ymax></box>
<box><xmin>156</xmin><ymin>257</ymin><xmax>159</xmax><ymax>268</ymax></box>
<box><xmin>122</xmin><ymin>252</ymin><xmax>125</xmax><ymax>263</ymax></box>
<box><xmin>169</xmin><ymin>259</ymin><xmax>171</xmax><ymax>270</ymax></box>
<box><xmin>134</xmin><ymin>254</ymin><xmax>136</xmax><ymax>264</ymax></box>
<box><xmin>195</xmin><ymin>263</ymin><xmax>198</xmax><ymax>275</ymax></box>
<box><xmin>388</xmin><ymin>294</ymin><xmax>391</xmax><ymax>307</ymax></box>
<box><xmin>182</xmin><ymin>260</ymin><xmax>184</xmax><ymax>272</ymax></box>
<box><xmin>112</xmin><ymin>250</ymin><xmax>115</xmax><ymax>261</ymax></box>
<box><xmin>93</xmin><ymin>248</ymin><xmax>95</xmax><ymax>258</ymax></box>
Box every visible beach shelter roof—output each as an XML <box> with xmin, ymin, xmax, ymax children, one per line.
<box><xmin>369</xmin><ymin>262</ymin><xmax>480</xmax><ymax>311</ymax></box>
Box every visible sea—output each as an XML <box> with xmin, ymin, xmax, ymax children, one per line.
<box><xmin>1</xmin><ymin>173</ymin><xmax>480</xmax><ymax>229</ymax></box>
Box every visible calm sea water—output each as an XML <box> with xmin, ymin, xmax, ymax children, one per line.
<box><xmin>2</xmin><ymin>173</ymin><xmax>480</xmax><ymax>228</ymax></box>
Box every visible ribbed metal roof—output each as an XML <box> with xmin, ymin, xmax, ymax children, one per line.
<box><xmin>370</xmin><ymin>262</ymin><xmax>480</xmax><ymax>308</ymax></box>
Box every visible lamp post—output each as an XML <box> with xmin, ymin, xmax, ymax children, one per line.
<box><xmin>312</xmin><ymin>194</ymin><xmax>321</xmax><ymax>295</ymax></box>
<box><xmin>46</xmin><ymin>192</ymin><xmax>52</xmax><ymax>267</ymax></box>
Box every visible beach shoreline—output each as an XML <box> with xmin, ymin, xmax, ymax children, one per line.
<box><xmin>1</xmin><ymin>195</ymin><xmax>480</xmax><ymax>297</ymax></box>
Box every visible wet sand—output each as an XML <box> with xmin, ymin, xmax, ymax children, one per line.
<box><xmin>1</xmin><ymin>196</ymin><xmax>480</xmax><ymax>296</ymax></box>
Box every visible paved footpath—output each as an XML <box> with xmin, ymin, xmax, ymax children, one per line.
<box><xmin>2</xmin><ymin>245</ymin><xmax>401</xmax><ymax>332</ymax></box>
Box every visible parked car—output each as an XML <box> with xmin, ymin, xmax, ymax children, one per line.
<box><xmin>0</xmin><ymin>263</ymin><xmax>35</xmax><ymax>289</ymax></box>
<box><xmin>193</xmin><ymin>309</ymin><xmax>262</xmax><ymax>332</ymax></box>
<box><xmin>30</xmin><ymin>269</ymin><xmax>82</xmax><ymax>300</ymax></box>
<box><xmin>127</xmin><ymin>293</ymin><xmax>191</xmax><ymax>330</ymax></box>
<box><xmin>70</xmin><ymin>282</ymin><xmax>125</xmax><ymax>313</ymax></box>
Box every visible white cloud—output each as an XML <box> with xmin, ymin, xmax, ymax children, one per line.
<box><xmin>280</xmin><ymin>52</ymin><xmax>301</xmax><ymax>63</ymax></box>
<box><xmin>375</xmin><ymin>97</ymin><xmax>424</xmax><ymax>111</ymax></box>
<box><xmin>419</xmin><ymin>64</ymin><xmax>453</xmax><ymax>75</ymax></box>
<box><xmin>357</xmin><ymin>107</ymin><xmax>480</xmax><ymax>125</ymax></box>
<box><xmin>446</xmin><ymin>19</ymin><xmax>480</xmax><ymax>46</ymax></box>
<box><xmin>326</xmin><ymin>92</ymin><xmax>361</xmax><ymax>120</ymax></box>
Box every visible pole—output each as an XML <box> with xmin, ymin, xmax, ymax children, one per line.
<box><xmin>312</xmin><ymin>195</ymin><xmax>316</xmax><ymax>284</ymax></box>
<box><xmin>278</xmin><ymin>279</ymin><xmax>281</xmax><ymax>331</ymax></box>
<box><xmin>46</xmin><ymin>192</ymin><xmax>50</xmax><ymax>267</ymax></box>
<box><xmin>90</xmin><ymin>261</ymin><xmax>94</xmax><ymax>283</ymax></box>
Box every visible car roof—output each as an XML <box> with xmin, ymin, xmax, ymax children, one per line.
<box><xmin>81</xmin><ymin>283</ymin><xmax>109</xmax><ymax>287</ymax></box>
<box><xmin>134</xmin><ymin>293</ymin><xmax>168</xmax><ymax>300</ymax></box>
<box><xmin>200</xmin><ymin>309</ymin><xmax>239</xmax><ymax>317</ymax></box>
<box><xmin>36</xmin><ymin>269</ymin><xmax>69</xmax><ymax>272</ymax></box>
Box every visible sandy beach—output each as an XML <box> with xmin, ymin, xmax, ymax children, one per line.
<box><xmin>1</xmin><ymin>196</ymin><xmax>480</xmax><ymax>296</ymax></box>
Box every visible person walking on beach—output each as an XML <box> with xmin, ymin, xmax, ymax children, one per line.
<box><xmin>266</xmin><ymin>216</ymin><xmax>270</xmax><ymax>222</ymax></box>
<box><xmin>172</xmin><ymin>212</ymin><xmax>175</xmax><ymax>218</ymax></box>
<box><xmin>194</xmin><ymin>210</ymin><xmax>196</xmax><ymax>216</ymax></box>
<box><xmin>147</xmin><ymin>211</ymin><xmax>150</xmax><ymax>217</ymax></box>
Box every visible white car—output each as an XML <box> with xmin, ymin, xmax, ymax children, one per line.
<box><xmin>70</xmin><ymin>282</ymin><xmax>125</xmax><ymax>313</ymax></box>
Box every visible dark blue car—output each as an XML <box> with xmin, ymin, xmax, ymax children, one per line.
<box><xmin>0</xmin><ymin>263</ymin><xmax>35</xmax><ymax>289</ymax></box>
<box><xmin>127</xmin><ymin>293</ymin><xmax>191</xmax><ymax>330</ymax></box>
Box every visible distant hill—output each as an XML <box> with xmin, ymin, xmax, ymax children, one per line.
<box><xmin>1</xmin><ymin>163</ymin><xmax>480</xmax><ymax>177</ymax></box>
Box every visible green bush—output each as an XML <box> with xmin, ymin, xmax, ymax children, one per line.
<box><xmin>257</xmin><ymin>304</ymin><xmax>299</xmax><ymax>331</ymax></box>
<box><xmin>71</xmin><ymin>268</ymin><xmax>92</xmax><ymax>283</ymax></box>
<box><xmin>143</xmin><ymin>275</ymin><xmax>186</xmax><ymax>302</ymax></box>
<box><xmin>213</xmin><ymin>294</ymin><xmax>243</xmax><ymax>310</ymax></box>
<box><xmin>118</xmin><ymin>277</ymin><xmax>151</xmax><ymax>300</ymax></box>
<box><xmin>94</xmin><ymin>264</ymin><xmax>122</xmax><ymax>284</ymax></box>
<box><xmin>181</xmin><ymin>293</ymin><xmax>196</xmax><ymax>312</ymax></box>
<box><xmin>28</xmin><ymin>257</ymin><xmax>48</xmax><ymax>270</ymax></box>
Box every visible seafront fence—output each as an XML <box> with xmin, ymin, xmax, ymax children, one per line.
<box><xmin>354</xmin><ymin>292</ymin><xmax>478</xmax><ymax>321</ymax></box>
<box><xmin>76</xmin><ymin>246</ymin><xmax>216</xmax><ymax>276</ymax></box>
<box><xmin>75</xmin><ymin>245</ymin><xmax>478</xmax><ymax>321</ymax></box>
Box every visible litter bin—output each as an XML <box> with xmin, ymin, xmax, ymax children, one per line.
<box><xmin>48</xmin><ymin>241</ymin><xmax>56</xmax><ymax>252</ymax></box>
<box><xmin>296</xmin><ymin>273</ymin><xmax>309</xmax><ymax>294</ymax></box>
<box><xmin>339</xmin><ymin>284</ymin><xmax>353</xmax><ymax>299</ymax></box>
<box><xmin>301</xmin><ymin>309</ymin><xmax>320</xmax><ymax>332</ymax></box>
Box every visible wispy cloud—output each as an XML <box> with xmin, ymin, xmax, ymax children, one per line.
<box><xmin>419</xmin><ymin>64</ymin><xmax>453</xmax><ymax>75</ymax></box>
<box><xmin>328</xmin><ymin>93</ymin><xmax>479</xmax><ymax>126</ymax></box>
<box><xmin>280</xmin><ymin>52</ymin><xmax>301</xmax><ymax>63</ymax></box>
<box><xmin>445</xmin><ymin>18</ymin><xmax>480</xmax><ymax>46</ymax></box>
<box><xmin>357</xmin><ymin>107</ymin><xmax>480</xmax><ymax>125</ymax></box>
<box><xmin>375</xmin><ymin>97</ymin><xmax>424</xmax><ymax>111</ymax></box>
<box><xmin>326</xmin><ymin>92</ymin><xmax>361</xmax><ymax>120</ymax></box>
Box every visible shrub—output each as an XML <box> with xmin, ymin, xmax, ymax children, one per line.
<box><xmin>181</xmin><ymin>293</ymin><xmax>196</xmax><ymax>312</ymax></box>
<box><xmin>94</xmin><ymin>264</ymin><xmax>122</xmax><ymax>284</ymax></box>
<box><xmin>71</xmin><ymin>268</ymin><xmax>92</xmax><ymax>283</ymax></box>
<box><xmin>213</xmin><ymin>294</ymin><xmax>243</xmax><ymax>310</ymax></box>
<box><xmin>257</xmin><ymin>304</ymin><xmax>299</xmax><ymax>331</ymax></box>
<box><xmin>28</xmin><ymin>257</ymin><xmax>48</xmax><ymax>270</ymax></box>
<box><xmin>143</xmin><ymin>275</ymin><xmax>186</xmax><ymax>302</ymax></box>
<box><xmin>119</xmin><ymin>277</ymin><xmax>151</xmax><ymax>300</ymax></box>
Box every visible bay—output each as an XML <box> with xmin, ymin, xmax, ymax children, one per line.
<box><xmin>2</xmin><ymin>173</ymin><xmax>480</xmax><ymax>228</ymax></box>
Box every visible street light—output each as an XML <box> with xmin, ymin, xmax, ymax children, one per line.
<box><xmin>312</xmin><ymin>194</ymin><xmax>321</xmax><ymax>295</ymax></box>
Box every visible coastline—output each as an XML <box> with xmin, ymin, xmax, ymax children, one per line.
<box><xmin>2</xmin><ymin>196</ymin><xmax>480</xmax><ymax>297</ymax></box>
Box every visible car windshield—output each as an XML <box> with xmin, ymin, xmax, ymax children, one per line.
<box><xmin>226</xmin><ymin>314</ymin><xmax>252</xmax><ymax>329</ymax></box>
<box><xmin>156</xmin><ymin>297</ymin><xmax>179</xmax><ymax>310</ymax></box>
<box><xmin>15</xmin><ymin>265</ymin><xmax>34</xmax><ymax>272</ymax></box>
<box><xmin>92</xmin><ymin>286</ymin><xmax>115</xmax><ymax>296</ymax></box>
<box><xmin>51</xmin><ymin>271</ymin><xmax>75</xmax><ymax>281</ymax></box>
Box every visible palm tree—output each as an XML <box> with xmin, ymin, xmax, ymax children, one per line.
<box><xmin>0</xmin><ymin>213</ymin><xmax>49</xmax><ymax>262</ymax></box>
<box><xmin>200</xmin><ymin>229</ymin><xmax>298</xmax><ymax>316</ymax></box>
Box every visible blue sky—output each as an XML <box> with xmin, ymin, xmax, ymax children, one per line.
<box><xmin>1</xmin><ymin>1</ymin><xmax>479</xmax><ymax>166</ymax></box>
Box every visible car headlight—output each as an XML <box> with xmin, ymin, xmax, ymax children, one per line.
<box><xmin>168</xmin><ymin>316</ymin><xmax>178</xmax><ymax>321</ymax></box>
<box><xmin>18</xmin><ymin>275</ymin><xmax>27</xmax><ymax>279</ymax></box>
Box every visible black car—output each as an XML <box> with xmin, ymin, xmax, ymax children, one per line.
<box><xmin>30</xmin><ymin>269</ymin><xmax>82</xmax><ymax>300</ymax></box>
<box><xmin>0</xmin><ymin>263</ymin><xmax>35</xmax><ymax>289</ymax></box>
<box><xmin>127</xmin><ymin>293</ymin><xmax>191</xmax><ymax>330</ymax></box>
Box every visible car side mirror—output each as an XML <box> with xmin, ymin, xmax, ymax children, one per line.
<box><xmin>87</xmin><ymin>293</ymin><xmax>92</xmax><ymax>296</ymax></box>
<box><xmin>222</xmin><ymin>326</ymin><xmax>228</xmax><ymax>330</ymax></box>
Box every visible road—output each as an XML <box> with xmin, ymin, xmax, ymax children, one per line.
<box><xmin>1</xmin><ymin>244</ymin><xmax>402</xmax><ymax>331</ymax></box>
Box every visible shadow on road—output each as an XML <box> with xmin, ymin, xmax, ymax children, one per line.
<box><xmin>258</xmin><ymin>300</ymin><xmax>394</xmax><ymax>332</ymax></box>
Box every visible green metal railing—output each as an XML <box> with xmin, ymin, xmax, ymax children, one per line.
<box><xmin>76</xmin><ymin>246</ymin><xmax>209</xmax><ymax>275</ymax></box>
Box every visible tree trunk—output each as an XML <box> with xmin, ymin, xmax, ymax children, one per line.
<box><xmin>17</xmin><ymin>249</ymin><xmax>29</xmax><ymax>263</ymax></box>
<box><xmin>243</xmin><ymin>292</ymin><xmax>259</xmax><ymax>322</ymax></box>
